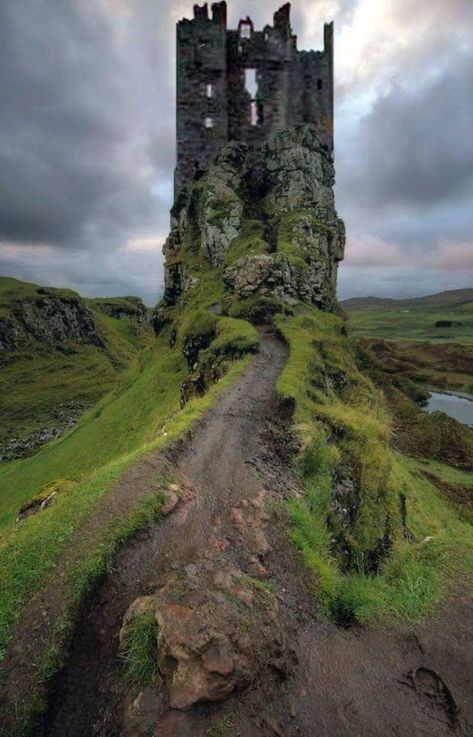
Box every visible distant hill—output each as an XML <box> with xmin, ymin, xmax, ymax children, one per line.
<box><xmin>342</xmin><ymin>288</ymin><xmax>473</xmax><ymax>344</ymax></box>
<box><xmin>342</xmin><ymin>288</ymin><xmax>473</xmax><ymax>312</ymax></box>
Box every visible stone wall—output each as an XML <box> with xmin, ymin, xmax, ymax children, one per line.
<box><xmin>175</xmin><ymin>2</ymin><xmax>334</xmax><ymax>194</ymax></box>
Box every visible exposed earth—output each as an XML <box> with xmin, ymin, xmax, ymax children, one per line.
<box><xmin>2</xmin><ymin>330</ymin><xmax>469</xmax><ymax>737</ymax></box>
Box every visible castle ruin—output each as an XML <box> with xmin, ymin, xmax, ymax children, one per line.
<box><xmin>175</xmin><ymin>2</ymin><xmax>334</xmax><ymax>193</ymax></box>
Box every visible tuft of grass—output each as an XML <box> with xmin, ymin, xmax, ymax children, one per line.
<box><xmin>241</xmin><ymin>575</ymin><xmax>275</xmax><ymax>604</ymax></box>
<box><xmin>206</xmin><ymin>713</ymin><xmax>235</xmax><ymax>737</ymax></box>
<box><xmin>121</xmin><ymin>607</ymin><xmax>159</xmax><ymax>687</ymax></box>
<box><xmin>204</xmin><ymin>317</ymin><xmax>259</xmax><ymax>357</ymax></box>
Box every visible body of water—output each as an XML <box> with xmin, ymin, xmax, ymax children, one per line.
<box><xmin>424</xmin><ymin>391</ymin><xmax>473</xmax><ymax>427</ymax></box>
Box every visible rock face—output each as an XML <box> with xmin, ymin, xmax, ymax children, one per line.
<box><xmin>1</xmin><ymin>291</ymin><xmax>149</xmax><ymax>359</ymax></box>
<box><xmin>17</xmin><ymin>295</ymin><xmax>103</xmax><ymax>348</ymax></box>
<box><xmin>93</xmin><ymin>297</ymin><xmax>148</xmax><ymax>324</ymax></box>
<box><xmin>158</xmin><ymin>125</ymin><xmax>344</xmax><ymax>318</ymax></box>
<box><xmin>0</xmin><ymin>294</ymin><xmax>103</xmax><ymax>357</ymax></box>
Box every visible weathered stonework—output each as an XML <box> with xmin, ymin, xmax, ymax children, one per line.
<box><xmin>175</xmin><ymin>2</ymin><xmax>333</xmax><ymax>194</ymax></box>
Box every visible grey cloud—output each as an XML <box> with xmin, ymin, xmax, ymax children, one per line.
<box><xmin>339</xmin><ymin>50</ymin><xmax>473</xmax><ymax>211</ymax></box>
<box><xmin>0</xmin><ymin>0</ymin><xmax>172</xmax><ymax>250</ymax></box>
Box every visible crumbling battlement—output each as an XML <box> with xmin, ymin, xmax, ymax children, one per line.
<box><xmin>175</xmin><ymin>2</ymin><xmax>333</xmax><ymax>193</ymax></box>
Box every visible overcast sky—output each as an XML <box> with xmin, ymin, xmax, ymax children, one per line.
<box><xmin>0</xmin><ymin>0</ymin><xmax>472</xmax><ymax>304</ymax></box>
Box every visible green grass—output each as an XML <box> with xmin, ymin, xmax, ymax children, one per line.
<box><xmin>0</xmin><ymin>243</ymin><xmax>260</xmax><ymax>706</ymax></box>
<box><xmin>0</xmin><ymin>278</ymin><xmax>153</xmax><ymax>447</ymax></box>
<box><xmin>224</xmin><ymin>219</ymin><xmax>269</xmax><ymax>265</ymax></box>
<box><xmin>8</xmin><ymin>486</ymin><xmax>166</xmax><ymax>732</ymax></box>
<box><xmin>121</xmin><ymin>605</ymin><xmax>159</xmax><ymax>687</ymax></box>
<box><xmin>204</xmin><ymin>317</ymin><xmax>259</xmax><ymax>357</ymax></box>
<box><xmin>0</xmin><ymin>333</ymin><xmax>184</xmax><ymax>530</ymax></box>
<box><xmin>0</xmin><ymin>276</ymin><xmax>76</xmax><ymax>306</ymax></box>
<box><xmin>345</xmin><ymin>290</ymin><xmax>473</xmax><ymax>345</ymax></box>
<box><xmin>276</xmin><ymin>307</ymin><xmax>473</xmax><ymax>625</ymax></box>
<box><xmin>0</xmin><ymin>336</ymin><xmax>251</xmax><ymax>660</ymax></box>
<box><xmin>0</xmin><ymin>270</ymin><xmax>259</xmax><ymax>733</ymax></box>
<box><xmin>416</xmin><ymin>458</ymin><xmax>473</xmax><ymax>486</ymax></box>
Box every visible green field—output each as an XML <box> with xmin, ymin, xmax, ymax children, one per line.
<box><xmin>343</xmin><ymin>289</ymin><xmax>473</xmax><ymax>344</ymax></box>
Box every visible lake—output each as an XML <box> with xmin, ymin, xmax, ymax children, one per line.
<box><xmin>424</xmin><ymin>391</ymin><xmax>473</xmax><ymax>428</ymax></box>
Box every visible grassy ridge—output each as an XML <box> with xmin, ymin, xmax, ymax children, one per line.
<box><xmin>276</xmin><ymin>308</ymin><xmax>473</xmax><ymax>624</ymax></box>
<box><xmin>0</xmin><ymin>269</ymin><xmax>259</xmax><ymax>733</ymax></box>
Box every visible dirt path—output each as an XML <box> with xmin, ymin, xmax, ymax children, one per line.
<box><xmin>38</xmin><ymin>328</ymin><xmax>292</xmax><ymax>736</ymax></box>
<box><xmin>4</xmin><ymin>328</ymin><xmax>473</xmax><ymax>737</ymax></box>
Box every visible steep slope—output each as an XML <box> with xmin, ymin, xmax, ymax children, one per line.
<box><xmin>0</xmin><ymin>277</ymin><xmax>152</xmax><ymax>461</ymax></box>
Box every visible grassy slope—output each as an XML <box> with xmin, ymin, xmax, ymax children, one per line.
<box><xmin>0</xmin><ymin>277</ymin><xmax>153</xmax><ymax>447</ymax></box>
<box><xmin>0</xmin><ymin>275</ymin><xmax>259</xmax><ymax>677</ymax></box>
<box><xmin>0</xmin><ymin>328</ymin><xmax>252</xmax><ymax>656</ymax></box>
<box><xmin>276</xmin><ymin>308</ymin><xmax>473</xmax><ymax>624</ymax></box>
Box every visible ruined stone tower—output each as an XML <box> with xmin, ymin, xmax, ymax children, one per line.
<box><xmin>175</xmin><ymin>2</ymin><xmax>334</xmax><ymax>193</ymax></box>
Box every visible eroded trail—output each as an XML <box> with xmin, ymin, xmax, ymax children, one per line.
<box><xmin>40</xmin><ymin>329</ymin><xmax>293</xmax><ymax>736</ymax></box>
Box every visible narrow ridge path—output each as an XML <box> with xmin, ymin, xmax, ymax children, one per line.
<box><xmin>40</xmin><ymin>328</ymin><xmax>291</xmax><ymax>736</ymax></box>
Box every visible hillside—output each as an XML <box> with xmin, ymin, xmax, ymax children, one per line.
<box><xmin>1</xmin><ymin>129</ymin><xmax>473</xmax><ymax>737</ymax></box>
<box><xmin>343</xmin><ymin>288</ymin><xmax>473</xmax><ymax>311</ymax></box>
<box><xmin>343</xmin><ymin>288</ymin><xmax>473</xmax><ymax>343</ymax></box>
<box><xmin>0</xmin><ymin>277</ymin><xmax>152</xmax><ymax>463</ymax></box>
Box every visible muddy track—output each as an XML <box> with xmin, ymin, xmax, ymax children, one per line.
<box><xmin>3</xmin><ymin>328</ymin><xmax>473</xmax><ymax>737</ymax></box>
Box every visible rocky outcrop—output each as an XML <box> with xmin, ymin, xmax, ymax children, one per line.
<box><xmin>16</xmin><ymin>295</ymin><xmax>103</xmax><ymax>348</ymax></box>
<box><xmin>15</xmin><ymin>479</ymin><xmax>76</xmax><ymax>523</ymax></box>
<box><xmin>160</xmin><ymin>143</ymin><xmax>246</xmax><ymax>311</ymax></box>
<box><xmin>0</xmin><ymin>293</ymin><xmax>104</xmax><ymax>357</ymax></box>
<box><xmin>157</xmin><ymin>125</ymin><xmax>344</xmax><ymax>320</ymax></box>
<box><xmin>93</xmin><ymin>297</ymin><xmax>148</xmax><ymax>324</ymax></box>
<box><xmin>0</xmin><ymin>317</ymin><xmax>25</xmax><ymax>352</ymax></box>
<box><xmin>198</xmin><ymin>142</ymin><xmax>245</xmax><ymax>267</ymax></box>
<box><xmin>0</xmin><ymin>403</ymin><xmax>86</xmax><ymax>463</ymax></box>
<box><xmin>121</xmin><ymin>485</ymin><xmax>285</xmax><ymax>721</ymax></box>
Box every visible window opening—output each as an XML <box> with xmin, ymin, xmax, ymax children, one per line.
<box><xmin>240</xmin><ymin>22</ymin><xmax>252</xmax><ymax>38</ymax></box>
<box><xmin>206</xmin><ymin>83</ymin><xmax>213</xmax><ymax>98</ymax></box>
<box><xmin>317</xmin><ymin>79</ymin><xmax>323</xmax><ymax>90</ymax></box>
<box><xmin>238</xmin><ymin>17</ymin><xmax>253</xmax><ymax>39</ymax></box>
<box><xmin>245</xmin><ymin>69</ymin><xmax>262</xmax><ymax>127</ymax></box>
